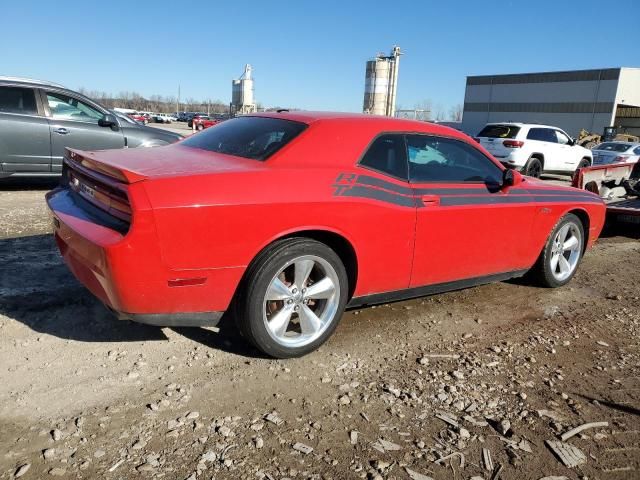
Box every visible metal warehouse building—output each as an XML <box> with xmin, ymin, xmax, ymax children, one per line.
<box><xmin>461</xmin><ymin>67</ymin><xmax>640</xmax><ymax>137</ymax></box>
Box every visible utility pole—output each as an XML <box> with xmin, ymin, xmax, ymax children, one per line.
<box><xmin>177</xmin><ymin>85</ymin><xmax>180</xmax><ymax>114</ymax></box>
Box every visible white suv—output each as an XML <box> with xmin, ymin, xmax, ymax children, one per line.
<box><xmin>475</xmin><ymin>123</ymin><xmax>592</xmax><ymax>178</ymax></box>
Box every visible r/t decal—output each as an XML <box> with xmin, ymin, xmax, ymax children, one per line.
<box><xmin>332</xmin><ymin>173</ymin><xmax>357</xmax><ymax>195</ymax></box>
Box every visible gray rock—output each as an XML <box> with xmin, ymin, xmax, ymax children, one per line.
<box><xmin>14</xmin><ymin>463</ymin><xmax>30</xmax><ymax>478</ymax></box>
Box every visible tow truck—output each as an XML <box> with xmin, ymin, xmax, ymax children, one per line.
<box><xmin>573</xmin><ymin>161</ymin><xmax>640</xmax><ymax>224</ymax></box>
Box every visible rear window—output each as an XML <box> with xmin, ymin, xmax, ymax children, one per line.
<box><xmin>0</xmin><ymin>86</ymin><xmax>37</xmax><ymax>115</ymax></box>
<box><xmin>595</xmin><ymin>142</ymin><xmax>633</xmax><ymax>153</ymax></box>
<box><xmin>477</xmin><ymin>124</ymin><xmax>520</xmax><ymax>139</ymax></box>
<box><xmin>182</xmin><ymin>116</ymin><xmax>307</xmax><ymax>160</ymax></box>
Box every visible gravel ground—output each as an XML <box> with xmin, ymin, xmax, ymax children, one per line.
<box><xmin>0</xmin><ymin>179</ymin><xmax>639</xmax><ymax>480</ymax></box>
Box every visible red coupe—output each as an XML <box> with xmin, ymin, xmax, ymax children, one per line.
<box><xmin>46</xmin><ymin>112</ymin><xmax>606</xmax><ymax>358</ymax></box>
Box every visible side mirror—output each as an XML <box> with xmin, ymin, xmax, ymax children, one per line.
<box><xmin>99</xmin><ymin>113</ymin><xmax>119</xmax><ymax>130</ymax></box>
<box><xmin>502</xmin><ymin>168</ymin><xmax>523</xmax><ymax>188</ymax></box>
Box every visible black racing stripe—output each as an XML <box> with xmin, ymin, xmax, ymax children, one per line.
<box><xmin>339</xmin><ymin>185</ymin><xmax>417</xmax><ymax>207</ymax></box>
<box><xmin>532</xmin><ymin>195</ymin><xmax>604</xmax><ymax>204</ymax></box>
<box><xmin>356</xmin><ymin>175</ymin><xmax>414</xmax><ymax>195</ymax></box>
<box><xmin>440</xmin><ymin>195</ymin><xmax>535</xmax><ymax>206</ymax></box>
<box><xmin>524</xmin><ymin>188</ymin><xmax>599</xmax><ymax>198</ymax></box>
<box><xmin>414</xmin><ymin>186</ymin><xmax>503</xmax><ymax>195</ymax></box>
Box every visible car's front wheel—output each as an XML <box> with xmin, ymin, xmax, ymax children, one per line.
<box><xmin>234</xmin><ymin>238</ymin><xmax>348</xmax><ymax>358</ymax></box>
<box><xmin>530</xmin><ymin>213</ymin><xmax>584</xmax><ymax>288</ymax></box>
<box><xmin>576</xmin><ymin>158</ymin><xmax>590</xmax><ymax>173</ymax></box>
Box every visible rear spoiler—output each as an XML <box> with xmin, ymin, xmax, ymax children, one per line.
<box><xmin>65</xmin><ymin>148</ymin><xmax>148</xmax><ymax>184</ymax></box>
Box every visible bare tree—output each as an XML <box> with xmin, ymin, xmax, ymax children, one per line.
<box><xmin>448</xmin><ymin>104</ymin><xmax>463</xmax><ymax>122</ymax></box>
<box><xmin>77</xmin><ymin>89</ymin><xmax>230</xmax><ymax>115</ymax></box>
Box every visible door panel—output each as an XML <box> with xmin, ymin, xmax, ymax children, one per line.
<box><xmin>411</xmin><ymin>190</ymin><xmax>536</xmax><ymax>286</ymax></box>
<box><xmin>0</xmin><ymin>113</ymin><xmax>52</xmax><ymax>172</ymax></box>
<box><xmin>0</xmin><ymin>86</ymin><xmax>51</xmax><ymax>173</ymax></box>
<box><xmin>43</xmin><ymin>90</ymin><xmax>124</xmax><ymax>171</ymax></box>
<box><xmin>406</xmin><ymin>134</ymin><xmax>535</xmax><ymax>287</ymax></box>
<box><xmin>554</xmin><ymin>129</ymin><xmax>577</xmax><ymax>171</ymax></box>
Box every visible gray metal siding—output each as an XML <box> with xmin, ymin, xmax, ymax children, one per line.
<box><xmin>467</xmin><ymin>68</ymin><xmax>620</xmax><ymax>85</ymax></box>
<box><xmin>461</xmin><ymin>68</ymin><xmax>625</xmax><ymax>137</ymax></box>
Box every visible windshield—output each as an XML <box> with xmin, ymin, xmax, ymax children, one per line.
<box><xmin>477</xmin><ymin>124</ymin><xmax>520</xmax><ymax>139</ymax></box>
<box><xmin>595</xmin><ymin>142</ymin><xmax>633</xmax><ymax>153</ymax></box>
<box><xmin>112</xmin><ymin>111</ymin><xmax>137</xmax><ymax>125</ymax></box>
<box><xmin>181</xmin><ymin>116</ymin><xmax>307</xmax><ymax>160</ymax></box>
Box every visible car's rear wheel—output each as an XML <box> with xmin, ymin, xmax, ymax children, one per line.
<box><xmin>196</xmin><ymin>124</ymin><xmax>204</xmax><ymax>131</ymax></box>
<box><xmin>523</xmin><ymin>157</ymin><xmax>543</xmax><ymax>178</ymax></box>
<box><xmin>234</xmin><ymin>238</ymin><xmax>348</xmax><ymax>358</ymax></box>
<box><xmin>530</xmin><ymin>213</ymin><xmax>584</xmax><ymax>288</ymax></box>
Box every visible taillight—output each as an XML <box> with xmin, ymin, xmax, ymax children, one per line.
<box><xmin>503</xmin><ymin>140</ymin><xmax>524</xmax><ymax>148</ymax></box>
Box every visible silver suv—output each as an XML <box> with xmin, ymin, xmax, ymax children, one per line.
<box><xmin>0</xmin><ymin>77</ymin><xmax>182</xmax><ymax>178</ymax></box>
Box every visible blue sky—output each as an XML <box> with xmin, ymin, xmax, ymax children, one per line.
<box><xmin>2</xmin><ymin>0</ymin><xmax>639</xmax><ymax>114</ymax></box>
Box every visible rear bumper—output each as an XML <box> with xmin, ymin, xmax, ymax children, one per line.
<box><xmin>46</xmin><ymin>187</ymin><xmax>243</xmax><ymax>321</ymax></box>
<box><xmin>115</xmin><ymin>310</ymin><xmax>223</xmax><ymax>327</ymax></box>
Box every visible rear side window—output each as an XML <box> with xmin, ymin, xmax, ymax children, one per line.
<box><xmin>634</xmin><ymin>147</ymin><xmax>640</xmax><ymax>155</ymax></box>
<box><xmin>597</xmin><ymin>142</ymin><xmax>633</xmax><ymax>153</ymax></box>
<box><xmin>477</xmin><ymin>124</ymin><xmax>520</xmax><ymax>139</ymax></box>
<box><xmin>0</xmin><ymin>86</ymin><xmax>37</xmax><ymax>115</ymax></box>
<box><xmin>359</xmin><ymin>134</ymin><xmax>408</xmax><ymax>180</ymax></box>
<box><xmin>527</xmin><ymin>128</ymin><xmax>557</xmax><ymax>143</ymax></box>
<box><xmin>181</xmin><ymin>116</ymin><xmax>306</xmax><ymax>160</ymax></box>
<box><xmin>407</xmin><ymin>135</ymin><xmax>503</xmax><ymax>184</ymax></box>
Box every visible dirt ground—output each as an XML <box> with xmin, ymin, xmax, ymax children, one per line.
<box><xmin>0</xmin><ymin>178</ymin><xmax>639</xmax><ymax>480</ymax></box>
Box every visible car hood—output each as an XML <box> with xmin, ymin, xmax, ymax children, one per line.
<box><xmin>124</xmin><ymin>124</ymin><xmax>183</xmax><ymax>142</ymax></box>
<box><xmin>66</xmin><ymin>145</ymin><xmax>265</xmax><ymax>183</ymax></box>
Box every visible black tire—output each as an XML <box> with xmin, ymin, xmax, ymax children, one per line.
<box><xmin>233</xmin><ymin>238</ymin><xmax>348</xmax><ymax>358</ymax></box>
<box><xmin>576</xmin><ymin>158</ymin><xmax>590</xmax><ymax>173</ymax></box>
<box><xmin>529</xmin><ymin>213</ymin><xmax>585</xmax><ymax>288</ymax></box>
<box><xmin>523</xmin><ymin>157</ymin><xmax>543</xmax><ymax>178</ymax></box>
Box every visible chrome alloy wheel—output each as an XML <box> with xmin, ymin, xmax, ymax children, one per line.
<box><xmin>549</xmin><ymin>222</ymin><xmax>582</xmax><ymax>282</ymax></box>
<box><xmin>263</xmin><ymin>255</ymin><xmax>340</xmax><ymax>348</ymax></box>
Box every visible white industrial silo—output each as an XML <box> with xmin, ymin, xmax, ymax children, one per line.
<box><xmin>363</xmin><ymin>46</ymin><xmax>402</xmax><ymax>116</ymax></box>
<box><xmin>231</xmin><ymin>64</ymin><xmax>256</xmax><ymax>115</ymax></box>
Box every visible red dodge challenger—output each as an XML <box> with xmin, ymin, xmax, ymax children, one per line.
<box><xmin>46</xmin><ymin>112</ymin><xmax>606</xmax><ymax>358</ymax></box>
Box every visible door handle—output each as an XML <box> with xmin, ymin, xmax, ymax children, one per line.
<box><xmin>53</xmin><ymin>127</ymin><xmax>69</xmax><ymax>135</ymax></box>
<box><xmin>420</xmin><ymin>195</ymin><xmax>440</xmax><ymax>206</ymax></box>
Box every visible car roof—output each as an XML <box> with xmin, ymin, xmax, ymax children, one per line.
<box><xmin>247</xmin><ymin>111</ymin><xmax>467</xmax><ymax>137</ymax></box>
<box><xmin>0</xmin><ymin>76</ymin><xmax>65</xmax><ymax>88</ymax></box>
<box><xmin>484</xmin><ymin>122</ymin><xmax>561</xmax><ymax>129</ymax></box>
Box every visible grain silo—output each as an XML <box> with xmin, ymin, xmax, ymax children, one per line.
<box><xmin>231</xmin><ymin>64</ymin><xmax>256</xmax><ymax>115</ymax></box>
<box><xmin>363</xmin><ymin>46</ymin><xmax>402</xmax><ymax>116</ymax></box>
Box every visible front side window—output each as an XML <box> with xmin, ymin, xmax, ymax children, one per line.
<box><xmin>407</xmin><ymin>135</ymin><xmax>503</xmax><ymax>184</ymax></box>
<box><xmin>46</xmin><ymin>92</ymin><xmax>104</xmax><ymax>123</ymax></box>
<box><xmin>359</xmin><ymin>134</ymin><xmax>408</xmax><ymax>180</ymax></box>
<box><xmin>0</xmin><ymin>86</ymin><xmax>37</xmax><ymax>115</ymax></box>
<box><xmin>555</xmin><ymin>130</ymin><xmax>571</xmax><ymax>145</ymax></box>
<box><xmin>181</xmin><ymin>116</ymin><xmax>306</xmax><ymax>160</ymax></box>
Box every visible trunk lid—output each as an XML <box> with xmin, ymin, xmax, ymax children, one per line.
<box><xmin>66</xmin><ymin>144</ymin><xmax>265</xmax><ymax>184</ymax></box>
